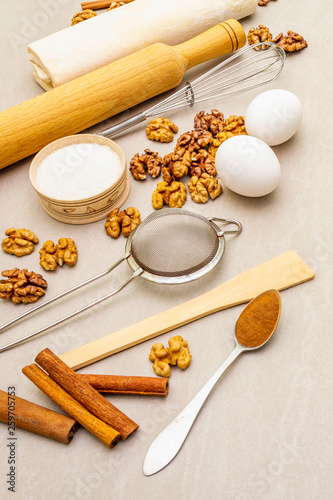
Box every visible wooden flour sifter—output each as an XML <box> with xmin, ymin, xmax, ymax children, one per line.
<box><xmin>0</xmin><ymin>19</ymin><xmax>245</xmax><ymax>170</ymax></box>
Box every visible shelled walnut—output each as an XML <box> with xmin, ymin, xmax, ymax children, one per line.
<box><xmin>162</xmin><ymin>151</ymin><xmax>190</xmax><ymax>182</ymax></box>
<box><xmin>129</xmin><ymin>149</ymin><xmax>162</xmax><ymax>180</ymax></box>
<box><xmin>188</xmin><ymin>173</ymin><xmax>222</xmax><ymax>203</ymax></box>
<box><xmin>2</xmin><ymin>228</ymin><xmax>39</xmax><ymax>257</ymax></box>
<box><xmin>225</xmin><ymin>115</ymin><xmax>246</xmax><ymax>134</ymax></box>
<box><xmin>174</xmin><ymin>129</ymin><xmax>212</xmax><ymax>157</ymax></box>
<box><xmin>248</xmin><ymin>25</ymin><xmax>273</xmax><ymax>50</ymax></box>
<box><xmin>146</xmin><ymin>117</ymin><xmax>178</xmax><ymax>143</ymax></box>
<box><xmin>208</xmin><ymin>131</ymin><xmax>236</xmax><ymax>156</ymax></box>
<box><xmin>208</xmin><ymin>116</ymin><xmax>247</xmax><ymax>156</ymax></box>
<box><xmin>39</xmin><ymin>238</ymin><xmax>78</xmax><ymax>271</ymax></box>
<box><xmin>152</xmin><ymin>181</ymin><xmax>187</xmax><ymax>209</ymax></box>
<box><xmin>71</xmin><ymin>10</ymin><xmax>96</xmax><ymax>25</ymax></box>
<box><xmin>149</xmin><ymin>336</ymin><xmax>192</xmax><ymax>377</ymax></box>
<box><xmin>194</xmin><ymin>109</ymin><xmax>225</xmax><ymax>137</ymax></box>
<box><xmin>120</xmin><ymin>207</ymin><xmax>141</xmax><ymax>237</ymax></box>
<box><xmin>0</xmin><ymin>268</ymin><xmax>47</xmax><ymax>304</ymax></box>
<box><xmin>189</xmin><ymin>149</ymin><xmax>216</xmax><ymax>177</ymax></box>
<box><xmin>105</xmin><ymin>207</ymin><xmax>141</xmax><ymax>238</ymax></box>
<box><xmin>273</xmin><ymin>31</ymin><xmax>308</xmax><ymax>52</ymax></box>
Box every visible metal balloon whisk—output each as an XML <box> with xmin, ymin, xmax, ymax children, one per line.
<box><xmin>102</xmin><ymin>42</ymin><xmax>286</xmax><ymax>137</ymax></box>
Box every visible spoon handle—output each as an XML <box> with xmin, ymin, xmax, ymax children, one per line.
<box><xmin>143</xmin><ymin>343</ymin><xmax>243</xmax><ymax>476</ymax></box>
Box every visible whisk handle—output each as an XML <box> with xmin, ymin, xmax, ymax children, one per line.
<box><xmin>101</xmin><ymin>112</ymin><xmax>147</xmax><ymax>138</ymax></box>
<box><xmin>175</xmin><ymin>19</ymin><xmax>246</xmax><ymax>70</ymax></box>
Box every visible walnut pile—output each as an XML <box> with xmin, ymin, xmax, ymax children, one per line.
<box><xmin>0</xmin><ymin>268</ymin><xmax>47</xmax><ymax>304</ymax></box>
<box><xmin>188</xmin><ymin>173</ymin><xmax>222</xmax><ymax>203</ymax></box>
<box><xmin>149</xmin><ymin>336</ymin><xmax>192</xmax><ymax>377</ymax></box>
<box><xmin>247</xmin><ymin>25</ymin><xmax>273</xmax><ymax>50</ymax></box>
<box><xmin>146</xmin><ymin>117</ymin><xmax>178</xmax><ymax>143</ymax></box>
<box><xmin>151</xmin><ymin>115</ymin><xmax>229</xmax><ymax>207</ymax></box>
<box><xmin>105</xmin><ymin>207</ymin><xmax>141</xmax><ymax>238</ymax></box>
<box><xmin>39</xmin><ymin>238</ymin><xmax>78</xmax><ymax>271</ymax></box>
<box><xmin>152</xmin><ymin>181</ymin><xmax>187</xmax><ymax>209</ymax></box>
<box><xmin>2</xmin><ymin>228</ymin><xmax>39</xmax><ymax>257</ymax></box>
<box><xmin>273</xmin><ymin>31</ymin><xmax>308</xmax><ymax>52</ymax></box>
<box><xmin>131</xmin><ymin>109</ymin><xmax>242</xmax><ymax>209</ymax></box>
<box><xmin>71</xmin><ymin>10</ymin><xmax>97</xmax><ymax>25</ymax></box>
<box><xmin>129</xmin><ymin>149</ymin><xmax>162</xmax><ymax>180</ymax></box>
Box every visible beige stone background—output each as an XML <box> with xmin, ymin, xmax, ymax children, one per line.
<box><xmin>0</xmin><ymin>1</ymin><xmax>332</xmax><ymax>499</ymax></box>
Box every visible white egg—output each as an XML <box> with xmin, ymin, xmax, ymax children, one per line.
<box><xmin>215</xmin><ymin>135</ymin><xmax>280</xmax><ymax>197</ymax></box>
<box><xmin>245</xmin><ymin>89</ymin><xmax>302</xmax><ymax>146</ymax></box>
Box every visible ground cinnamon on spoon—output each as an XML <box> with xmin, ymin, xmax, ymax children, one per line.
<box><xmin>236</xmin><ymin>292</ymin><xmax>280</xmax><ymax>347</ymax></box>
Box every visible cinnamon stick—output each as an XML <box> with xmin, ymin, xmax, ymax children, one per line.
<box><xmin>0</xmin><ymin>389</ymin><xmax>77</xmax><ymax>444</ymax></box>
<box><xmin>22</xmin><ymin>364</ymin><xmax>120</xmax><ymax>448</ymax></box>
<box><xmin>81</xmin><ymin>0</ymin><xmax>134</xmax><ymax>10</ymax></box>
<box><xmin>80</xmin><ymin>374</ymin><xmax>169</xmax><ymax>396</ymax></box>
<box><xmin>35</xmin><ymin>348</ymin><xmax>138</xmax><ymax>439</ymax></box>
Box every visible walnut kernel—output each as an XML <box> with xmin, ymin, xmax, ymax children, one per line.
<box><xmin>152</xmin><ymin>181</ymin><xmax>187</xmax><ymax>209</ymax></box>
<box><xmin>149</xmin><ymin>336</ymin><xmax>192</xmax><ymax>377</ymax></box>
<box><xmin>194</xmin><ymin>109</ymin><xmax>225</xmax><ymax>137</ymax></box>
<box><xmin>39</xmin><ymin>238</ymin><xmax>78</xmax><ymax>271</ymax></box>
<box><xmin>2</xmin><ymin>228</ymin><xmax>39</xmax><ymax>257</ymax></box>
<box><xmin>105</xmin><ymin>207</ymin><xmax>141</xmax><ymax>238</ymax></box>
<box><xmin>71</xmin><ymin>10</ymin><xmax>97</xmax><ymax>25</ymax></box>
<box><xmin>175</xmin><ymin>129</ymin><xmax>212</xmax><ymax>156</ymax></box>
<box><xmin>121</xmin><ymin>207</ymin><xmax>141</xmax><ymax>237</ymax></box>
<box><xmin>188</xmin><ymin>173</ymin><xmax>222</xmax><ymax>203</ymax></box>
<box><xmin>273</xmin><ymin>31</ymin><xmax>308</xmax><ymax>52</ymax></box>
<box><xmin>248</xmin><ymin>25</ymin><xmax>273</xmax><ymax>50</ymax></box>
<box><xmin>129</xmin><ymin>149</ymin><xmax>162</xmax><ymax>180</ymax></box>
<box><xmin>0</xmin><ymin>268</ymin><xmax>47</xmax><ymax>304</ymax></box>
<box><xmin>146</xmin><ymin>117</ymin><xmax>178</xmax><ymax>143</ymax></box>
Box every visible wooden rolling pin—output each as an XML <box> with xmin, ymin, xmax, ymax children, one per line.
<box><xmin>0</xmin><ymin>19</ymin><xmax>245</xmax><ymax>170</ymax></box>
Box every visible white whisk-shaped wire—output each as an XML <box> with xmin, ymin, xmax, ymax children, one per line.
<box><xmin>102</xmin><ymin>42</ymin><xmax>286</xmax><ymax>137</ymax></box>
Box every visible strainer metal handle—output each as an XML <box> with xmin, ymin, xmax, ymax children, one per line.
<box><xmin>208</xmin><ymin>217</ymin><xmax>242</xmax><ymax>236</ymax></box>
<box><xmin>0</xmin><ymin>253</ymin><xmax>132</xmax><ymax>336</ymax></box>
<box><xmin>0</xmin><ymin>209</ymin><xmax>242</xmax><ymax>353</ymax></box>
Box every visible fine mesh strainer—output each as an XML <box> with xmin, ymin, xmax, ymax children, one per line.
<box><xmin>0</xmin><ymin>208</ymin><xmax>242</xmax><ymax>352</ymax></box>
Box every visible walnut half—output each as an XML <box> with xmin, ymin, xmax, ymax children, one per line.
<box><xmin>0</xmin><ymin>268</ymin><xmax>47</xmax><ymax>304</ymax></box>
<box><xmin>39</xmin><ymin>238</ymin><xmax>78</xmax><ymax>271</ymax></box>
<box><xmin>248</xmin><ymin>25</ymin><xmax>273</xmax><ymax>50</ymax></box>
<box><xmin>149</xmin><ymin>336</ymin><xmax>192</xmax><ymax>377</ymax></box>
<box><xmin>129</xmin><ymin>149</ymin><xmax>162</xmax><ymax>180</ymax></box>
<box><xmin>146</xmin><ymin>117</ymin><xmax>178</xmax><ymax>143</ymax></box>
<box><xmin>188</xmin><ymin>173</ymin><xmax>222</xmax><ymax>203</ymax></box>
<box><xmin>273</xmin><ymin>31</ymin><xmax>308</xmax><ymax>52</ymax></box>
<box><xmin>2</xmin><ymin>228</ymin><xmax>39</xmax><ymax>257</ymax></box>
<box><xmin>105</xmin><ymin>207</ymin><xmax>141</xmax><ymax>238</ymax></box>
<box><xmin>152</xmin><ymin>181</ymin><xmax>187</xmax><ymax>209</ymax></box>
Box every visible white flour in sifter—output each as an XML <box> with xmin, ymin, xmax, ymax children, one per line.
<box><xmin>35</xmin><ymin>143</ymin><xmax>123</xmax><ymax>200</ymax></box>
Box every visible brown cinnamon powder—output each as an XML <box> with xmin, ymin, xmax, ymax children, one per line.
<box><xmin>236</xmin><ymin>292</ymin><xmax>280</xmax><ymax>348</ymax></box>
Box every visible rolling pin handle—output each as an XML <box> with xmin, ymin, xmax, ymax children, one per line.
<box><xmin>101</xmin><ymin>112</ymin><xmax>147</xmax><ymax>138</ymax></box>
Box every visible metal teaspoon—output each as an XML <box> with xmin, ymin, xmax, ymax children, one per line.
<box><xmin>143</xmin><ymin>289</ymin><xmax>282</xmax><ymax>476</ymax></box>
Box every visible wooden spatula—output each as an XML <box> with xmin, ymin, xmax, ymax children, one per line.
<box><xmin>60</xmin><ymin>251</ymin><xmax>314</xmax><ymax>370</ymax></box>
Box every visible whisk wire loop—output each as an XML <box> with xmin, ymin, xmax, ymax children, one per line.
<box><xmin>102</xmin><ymin>42</ymin><xmax>285</xmax><ymax>136</ymax></box>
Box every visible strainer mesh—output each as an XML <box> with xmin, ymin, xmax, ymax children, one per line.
<box><xmin>130</xmin><ymin>209</ymin><xmax>219</xmax><ymax>277</ymax></box>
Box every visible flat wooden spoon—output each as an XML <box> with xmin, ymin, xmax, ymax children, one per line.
<box><xmin>60</xmin><ymin>250</ymin><xmax>313</xmax><ymax>369</ymax></box>
<box><xmin>143</xmin><ymin>289</ymin><xmax>281</xmax><ymax>476</ymax></box>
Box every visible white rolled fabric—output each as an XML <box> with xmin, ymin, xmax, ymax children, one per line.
<box><xmin>28</xmin><ymin>0</ymin><xmax>256</xmax><ymax>91</ymax></box>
